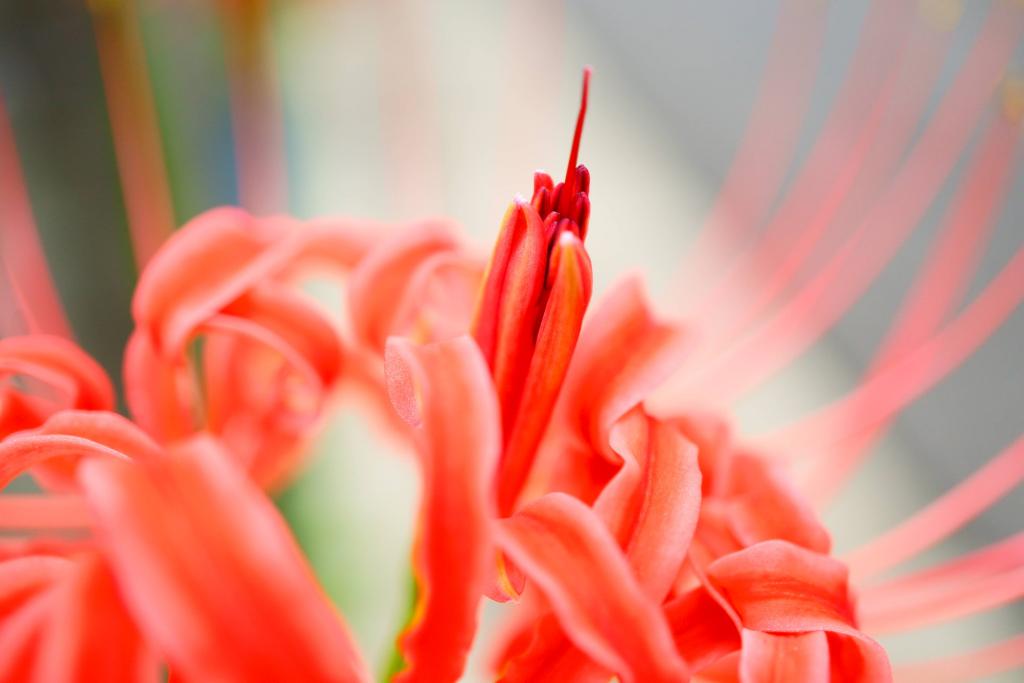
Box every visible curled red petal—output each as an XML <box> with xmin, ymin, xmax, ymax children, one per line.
<box><xmin>594</xmin><ymin>408</ymin><xmax>703</xmax><ymax>603</ymax></box>
<box><xmin>558</xmin><ymin>276</ymin><xmax>688</xmax><ymax>453</ymax></box>
<box><xmin>123</xmin><ymin>330</ymin><xmax>196</xmax><ymax>442</ymax></box>
<box><xmin>708</xmin><ymin>541</ymin><xmax>891</xmax><ymax>682</ymax></box>
<box><xmin>384</xmin><ymin>336</ymin><xmax>500</xmax><ymax>682</ymax></box>
<box><xmin>79</xmin><ymin>436</ymin><xmax>369</xmax><ymax>683</ymax></box>
<box><xmin>496</xmin><ymin>493</ymin><xmax>689</xmax><ymax>683</ymax></box>
<box><xmin>219</xmin><ymin>284</ymin><xmax>343</xmax><ymax>386</ymax></box>
<box><xmin>0</xmin><ymin>410</ymin><xmax>155</xmax><ymax>490</ymax></box>
<box><xmin>707</xmin><ymin>540</ymin><xmax>855</xmax><ymax>633</ymax></box>
<box><xmin>664</xmin><ymin>587</ymin><xmax>741</xmax><ymax>673</ymax></box>
<box><xmin>349</xmin><ymin>222</ymin><xmax>460</xmax><ymax>352</ymax></box>
<box><xmin>0</xmin><ymin>335</ymin><xmax>114</xmax><ymax>416</ymax></box>
<box><xmin>132</xmin><ymin>207</ymin><xmax>299</xmax><ymax>356</ymax></box>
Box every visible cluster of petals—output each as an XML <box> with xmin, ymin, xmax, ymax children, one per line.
<box><xmin>3</xmin><ymin>71</ymin><xmax>1021</xmax><ymax>683</ymax></box>
<box><xmin>1</xmin><ymin>191</ymin><xmax>892</xmax><ymax>683</ymax></box>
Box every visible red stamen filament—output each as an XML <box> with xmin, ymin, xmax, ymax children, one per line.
<box><xmin>560</xmin><ymin>67</ymin><xmax>591</xmax><ymax>215</ymax></box>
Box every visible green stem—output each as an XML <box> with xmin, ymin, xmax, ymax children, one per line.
<box><xmin>379</xmin><ymin>568</ymin><xmax>420</xmax><ymax>683</ymax></box>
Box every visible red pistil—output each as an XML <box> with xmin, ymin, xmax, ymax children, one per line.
<box><xmin>530</xmin><ymin>68</ymin><xmax>592</xmax><ymax>240</ymax></box>
<box><xmin>561</xmin><ymin>67</ymin><xmax>591</xmax><ymax>210</ymax></box>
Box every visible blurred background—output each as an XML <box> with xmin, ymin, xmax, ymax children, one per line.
<box><xmin>1</xmin><ymin>0</ymin><xmax>1022</xmax><ymax>679</ymax></box>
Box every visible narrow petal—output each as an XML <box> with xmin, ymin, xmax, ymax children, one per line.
<box><xmin>0</xmin><ymin>556</ymin><xmax>70</xmax><ymax>618</ymax></box>
<box><xmin>496</xmin><ymin>493</ymin><xmax>689</xmax><ymax>683</ymax></box>
<box><xmin>219</xmin><ymin>284</ymin><xmax>343</xmax><ymax>386</ymax></box>
<box><xmin>598</xmin><ymin>409</ymin><xmax>702</xmax><ymax>600</ymax></box>
<box><xmin>0</xmin><ymin>495</ymin><xmax>91</xmax><ymax>530</ymax></box>
<box><xmin>0</xmin><ymin>410</ymin><xmax>156</xmax><ymax>489</ymax></box>
<box><xmin>384</xmin><ymin>336</ymin><xmax>500</xmax><ymax>682</ymax></box>
<box><xmin>487</xmin><ymin>204</ymin><xmax>548</xmax><ymax>433</ymax></box>
<box><xmin>33</xmin><ymin>554</ymin><xmax>158</xmax><ymax>683</ymax></box>
<box><xmin>472</xmin><ymin>202</ymin><xmax>546</xmax><ymax>372</ymax></box>
<box><xmin>859</xmin><ymin>564</ymin><xmax>1024</xmax><ymax>634</ymax></box>
<box><xmin>0</xmin><ymin>336</ymin><xmax>114</xmax><ymax>416</ymax></box>
<box><xmin>27</xmin><ymin>408</ymin><xmax>160</xmax><ymax>491</ymax></box>
<box><xmin>79</xmin><ymin>436</ymin><xmax>370</xmax><ymax>683</ymax></box>
<box><xmin>498</xmin><ymin>231</ymin><xmax>592</xmax><ymax>514</ymax></box>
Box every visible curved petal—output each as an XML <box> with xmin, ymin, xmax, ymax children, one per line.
<box><xmin>218</xmin><ymin>284</ymin><xmax>343</xmax><ymax>387</ymax></box>
<box><xmin>497</xmin><ymin>615</ymin><xmax>608</xmax><ymax>683</ymax></box>
<box><xmin>384</xmin><ymin>336</ymin><xmax>499</xmax><ymax>683</ymax></box>
<box><xmin>0</xmin><ymin>410</ymin><xmax>155</xmax><ymax>490</ymax></box>
<box><xmin>0</xmin><ymin>337</ymin><xmax>115</xmax><ymax>481</ymax></box>
<box><xmin>707</xmin><ymin>541</ymin><xmax>855</xmax><ymax>634</ymax></box>
<box><xmin>0</xmin><ymin>335</ymin><xmax>114</xmax><ymax>416</ymax></box>
<box><xmin>123</xmin><ymin>330</ymin><xmax>196</xmax><ymax>442</ymax></box>
<box><xmin>708</xmin><ymin>541</ymin><xmax>890</xmax><ymax>682</ymax></box>
<box><xmin>350</xmin><ymin>223</ymin><xmax>460</xmax><ymax>352</ymax></box>
<box><xmin>556</xmin><ymin>276</ymin><xmax>689</xmax><ymax>455</ymax></box>
<box><xmin>598</xmin><ymin>410</ymin><xmax>702</xmax><ymax>601</ymax></box>
<box><xmin>79</xmin><ymin>435</ymin><xmax>369</xmax><ymax>683</ymax></box>
<box><xmin>536</xmin><ymin>278</ymin><xmax>689</xmax><ymax>505</ymax></box>
<box><xmin>132</xmin><ymin>207</ymin><xmax>300</xmax><ymax>356</ymax></box>
<box><xmin>664</xmin><ymin>587</ymin><xmax>741</xmax><ymax>673</ymax></box>
<box><xmin>496</xmin><ymin>493</ymin><xmax>689</xmax><ymax>683</ymax></box>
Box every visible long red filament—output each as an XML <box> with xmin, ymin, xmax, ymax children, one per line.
<box><xmin>842</xmin><ymin>435</ymin><xmax>1024</xmax><ymax>581</ymax></box>
<box><xmin>689</xmin><ymin>13</ymin><xmax>946</xmax><ymax>347</ymax></box>
<box><xmin>861</xmin><ymin>532</ymin><xmax>1024</xmax><ymax>601</ymax></box>
<box><xmin>761</xmin><ymin>116</ymin><xmax>1020</xmax><ymax>456</ymax></box>
<box><xmin>559</xmin><ymin>67</ymin><xmax>591</xmax><ymax>215</ymax></box>
<box><xmin>0</xmin><ymin>98</ymin><xmax>72</xmax><ymax>338</ymax></box>
<box><xmin>91</xmin><ymin>1</ymin><xmax>177</xmax><ymax>268</ymax></box>
<box><xmin>859</xmin><ymin>564</ymin><xmax>1024</xmax><ymax>634</ymax></box>
<box><xmin>675</xmin><ymin>2</ymin><xmax>1024</xmax><ymax>406</ymax></box>
<box><xmin>676</xmin><ymin>0</ymin><xmax>829</xmax><ymax>303</ymax></box>
<box><xmin>895</xmin><ymin>634</ymin><xmax>1024</xmax><ymax>682</ymax></box>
